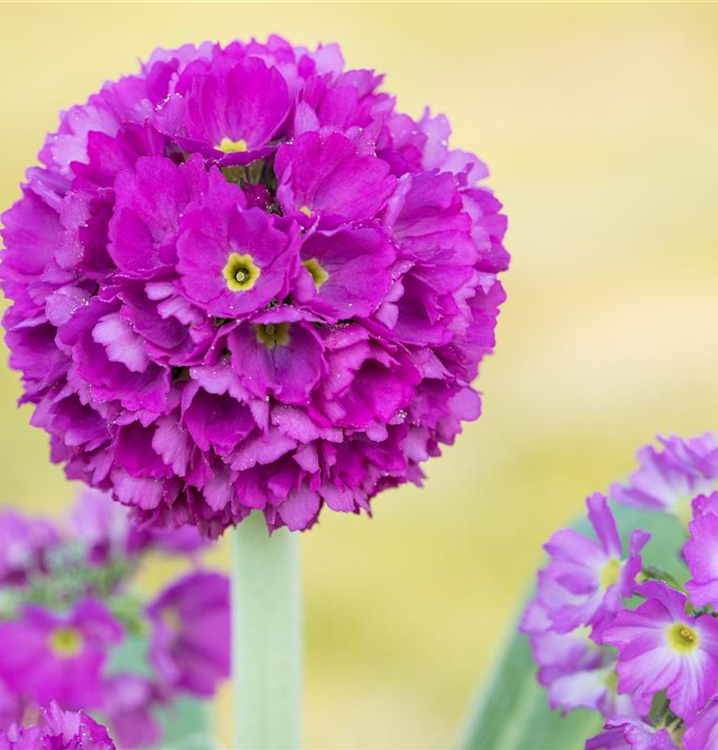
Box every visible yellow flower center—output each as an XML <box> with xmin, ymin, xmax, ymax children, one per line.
<box><xmin>302</xmin><ymin>258</ymin><xmax>329</xmax><ymax>291</ymax></box>
<box><xmin>255</xmin><ymin>323</ymin><xmax>290</xmax><ymax>350</ymax></box>
<box><xmin>223</xmin><ymin>253</ymin><xmax>260</xmax><ymax>292</ymax></box>
<box><xmin>217</xmin><ymin>138</ymin><xmax>248</xmax><ymax>154</ymax></box>
<box><xmin>299</xmin><ymin>206</ymin><xmax>312</xmax><ymax>217</ymax></box>
<box><xmin>600</xmin><ymin>558</ymin><xmax>622</xmax><ymax>590</ymax></box>
<box><xmin>48</xmin><ymin>626</ymin><xmax>84</xmax><ymax>658</ymax></box>
<box><xmin>667</xmin><ymin>622</ymin><xmax>699</xmax><ymax>654</ymax></box>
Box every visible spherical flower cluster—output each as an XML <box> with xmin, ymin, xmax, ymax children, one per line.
<box><xmin>0</xmin><ymin>491</ymin><xmax>228</xmax><ymax>750</ymax></box>
<box><xmin>0</xmin><ymin>37</ymin><xmax>508</xmax><ymax>535</ymax></box>
<box><xmin>522</xmin><ymin>434</ymin><xmax>718</xmax><ymax>750</ymax></box>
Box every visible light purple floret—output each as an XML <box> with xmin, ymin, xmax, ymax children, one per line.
<box><xmin>609</xmin><ymin>434</ymin><xmax>718</xmax><ymax>516</ymax></box>
<box><xmin>0</xmin><ymin>508</ymin><xmax>58</xmax><ymax>586</ymax></box>
<box><xmin>602</xmin><ymin>581</ymin><xmax>718</xmax><ymax>721</ymax></box>
<box><xmin>0</xmin><ymin>599</ymin><xmax>123</xmax><ymax>711</ymax></box>
<box><xmin>146</xmin><ymin>570</ymin><xmax>230</xmax><ymax>697</ymax></box>
<box><xmin>539</xmin><ymin>493</ymin><xmax>648</xmax><ymax>642</ymax></box>
<box><xmin>0</xmin><ymin>37</ymin><xmax>509</xmax><ymax>535</ymax></box>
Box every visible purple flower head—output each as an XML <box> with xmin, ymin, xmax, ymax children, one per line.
<box><xmin>602</xmin><ymin>581</ymin><xmax>718</xmax><ymax>720</ymax></box>
<box><xmin>0</xmin><ymin>38</ymin><xmax>508</xmax><ymax>535</ymax></box>
<box><xmin>610</xmin><ymin>434</ymin><xmax>718</xmax><ymax>522</ymax></box>
<box><xmin>0</xmin><ymin>600</ymin><xmax>123</xmax><ymax>710</ymax></box>
<box><xmin>585</xmin><ymin>718</ymin><xmax>678</xmax><ymax>750</ymax></box>
<box><xmin>540</xmin><ymin>493</ymin><xmax>649</xmax><ymax>641</ymax></box>
<box><xmin>0</xmin><ymin>702</ymin><xmax>115</xmax><ymax>750</ymax></box>
<box><xmin>0</xmin><ymin>508</ymin><xmax>58</xmax><ymax>586</ymax></box>
<box><xmin>147</xmin><ymin>570</ymin><xmax>230</xmax><ymax>696</ymax></box>
<box><xmin>684</xmin><ymin>492</ymin><xmax>718</xmax><ymax>609</ymax></box>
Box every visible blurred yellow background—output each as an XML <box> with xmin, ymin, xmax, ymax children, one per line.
<box><xmin>2</xmin><ymin>2</ymin><xmax>718</xmax><ymax>748</ymax></box>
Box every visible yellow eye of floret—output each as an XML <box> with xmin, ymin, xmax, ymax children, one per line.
<box><xmin>255</xmin><ymin>323</ymin><xmax>290</xmax><ymax>350</ymax></box>
<box><xmin>223</xmin><ymin>253</ymin><xmax>260</xmax><ymax>292</ymax></box>
<box><xmin>302</xmin><ymin>258</ymin><xmax>329</xmax><ymax>291</ymax></box>
<box><xmin>217</xmin><ymin>138</ymin><xmax>248</xmax><ymax>154</ymax></box>
<box><xmin>48</xmin><ymin>626</ymin><xmax>84</xmax><ymax>658</ymax></box>
<box><xmin>667</xmin><ymin>622</ymin><xmax>699</xmax><ymax>654</ymax></box>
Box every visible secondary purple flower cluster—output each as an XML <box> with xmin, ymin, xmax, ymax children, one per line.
<box><xmin>0</xmin><ymin>703</ymin><xmax>115</xmax><ymax>750</ymax></box>
<box><xmin>0</xmin><ymin>492</ymin><xmax>229</xmax><ymax>749</ymax></box>
<box><xmin>521</xmin><ymin>433</ymin><xmax>718</xmax><ymax>750</ymax></box>
<box><xmin>0</xmin><ymin>37</ymin><xmax>508</xmax><ymax>535</ymax></box>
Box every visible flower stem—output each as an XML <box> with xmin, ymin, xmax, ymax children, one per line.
<box><xmin>230</xmin><ymin>512</ymin><xmax>303</xmax><ymax>749</ymax></box>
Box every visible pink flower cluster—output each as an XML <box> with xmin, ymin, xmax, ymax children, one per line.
<box><xmin>0</xmin><ymin>492</ymin><xmax>229</xmax><ymax>750</ymax></box>
<box><xmin>0</xmin><ymin>37</ymin><xmax>508</xmax><ymax>535</ymax></box>
<box><xmin>522</xmin><ymin>434</ymin><xmax>718</xmax><ymax>750</ymax></box>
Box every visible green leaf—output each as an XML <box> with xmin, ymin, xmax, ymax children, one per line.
<box><xmin>458</xmin><ymin>503</ymin><xmax>688</xmax><ymax>750</ymax></box>
<box><xmin>154</xmin><ymin>696</ymin><xmax>218</xmax><ymax>750</ymax></box>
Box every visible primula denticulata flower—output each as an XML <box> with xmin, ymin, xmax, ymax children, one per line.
<box><xmin>0</xmin><ymin>37</ymin><xmax>509</xmax><ymax>536</ymax></box>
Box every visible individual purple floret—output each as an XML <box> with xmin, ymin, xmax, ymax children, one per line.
<box><xmin>610</xmin><ymin>434</ymin><xmax>718</xmax><ymax>520</ymax></box>
<box><xmin>540</xmin><ymin>493</ymin><xmax>648</xmax><ymax>641</ymax></box>
<box><xmin>147</xmin><ymin>570</ymin><xmax>230</xmax><ymax>696</ymax></box>
<box><xmin>0</xmin><ymin>702</ymin><xmax>116</xmax><ymax>750</ymax></box>
<box><xmin>101</xmin><ymin>674</ymin><xmax>163</xmax><ymax>750</ymax></box>
<box><xmin>0</xmin><ymin>599</ymin><xmax>123</xmax><ymax>710</ymax></box>
<box><xmin>0</xmin><ymin>37</ymin><xmax>508</xmax><ymax>534</ymax></box>
<box><xmin>520</xmin><ymin>579</ymin><xmax>602</xmax><ymax>688</ymax></box>
<box><xmin>0</xmin><ymin>508</ymin><xmax>58</xmax><ymax>586</ymax></box>
<box><xmin>602</xmin><ymin>581</ymin><xmax>718</xmax><ymax>721</ymax></box>
<box><xmin>520</xmin><ymin>575</ymin><xmax>626</xmax><ymax>716</ymax></box>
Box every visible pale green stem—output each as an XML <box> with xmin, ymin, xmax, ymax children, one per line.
<box><xmin>230</xmin><ymin>512</ymin><xmax>303</xmax><ymax>749</ymax></box>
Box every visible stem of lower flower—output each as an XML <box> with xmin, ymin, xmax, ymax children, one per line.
<box><xmin>230</xmin><ymin>511</ymin><xmax>303</xmax><ymax>749</ymax></box>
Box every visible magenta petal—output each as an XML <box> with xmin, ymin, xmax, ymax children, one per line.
<box><xmin>277</xmin><ymin>487</ymin><xmax>321</xmax><ymax>531</ymax></box>
<box><xmin>228</xmin><ymin>322</ymin><xmax>324</xmax><ymax>405</ymax></box>
<box><xmin>298</xmin><ymin>226</ymin><xmax>396</xmax><ymax>319</ymax></box>
<box><xmin>276</xmin><ymin>131</ymin><xmax>397</xmax><ymax>223</ymax></box>
<box><xmin>183</xmin><ymin>389</ymin><xmax>255</xmax><ymax>455</ymax></box>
